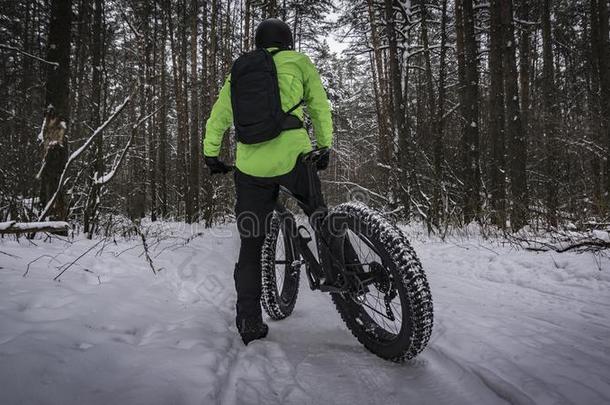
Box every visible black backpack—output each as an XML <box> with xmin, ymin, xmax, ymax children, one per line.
<box><xmin>230</xmin><ymin>49</ymin><xmax>303</xmax><ymax>144</ymax></box>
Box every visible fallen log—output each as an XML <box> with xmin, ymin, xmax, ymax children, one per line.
<box><xmin>0</xmin><ymin>221</ymin><xmax>69</xmax><ymax>234</ymax></box>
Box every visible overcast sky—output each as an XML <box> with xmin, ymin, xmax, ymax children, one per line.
<box><xmin>324</xmin><ymin>8</ymin><xmax>349</xmax><ymax>54</ymax></box>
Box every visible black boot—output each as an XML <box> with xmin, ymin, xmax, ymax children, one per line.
<box><xmin>237</xmin><ymin>317</ymin><xmax>269</xmax><ymax>345</ymax></box>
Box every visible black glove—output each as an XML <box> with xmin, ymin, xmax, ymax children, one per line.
<box><xmin>204</xmin><ymin>156</ymin><xmax>231</xmax><ymax>175</ymax></box>
<box><xmin>316</xmin><ymin>148</ymin><xmax>330</xmax><ymax>171</ymax></box>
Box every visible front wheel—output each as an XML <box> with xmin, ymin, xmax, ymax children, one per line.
<box><xmin>323</xmin><ymin>202</ymin><xmax>433</xmax><ymax>362</ymax></box>
<box><xmin>260</xmin><ymin>211</ymin><xmax>301</xmax><ymax>320</ymax></box>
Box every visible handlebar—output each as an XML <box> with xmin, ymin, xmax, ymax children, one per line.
<box><xmin>209</xmin><ymin>147</ymin><xmax>328</xmax><ymax>176</ymax></box>
<box><xmin>301</xmin><ymin>147</ymin><xmax>329</xmax><ymax>164</ymax></box>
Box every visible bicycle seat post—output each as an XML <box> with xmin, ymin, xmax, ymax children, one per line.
<box><xmin>302</xmin><ymin>159</ymin><xmax>326</xmax><ymax>231</ymax></box>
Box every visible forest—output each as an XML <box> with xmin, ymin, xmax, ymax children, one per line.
<box><xmin>2</xmin><ymin>2</ymin><xmax>610</xmax><ymax>403</ymax></box>
<box><xmin>1</xmin><ymin>0</ymin><xmax>609</xmax><ymax>236</ymax></box>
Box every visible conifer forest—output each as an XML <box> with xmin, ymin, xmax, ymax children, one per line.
<box><xmin>0</xmin><ymin>0</ymin><xmax>609</xmax><ymax>234</ymax></box>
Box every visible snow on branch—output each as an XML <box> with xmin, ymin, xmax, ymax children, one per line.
<box><xmin>509</xmin><ymin>230</ymin><xmax>610</xmax><ymax>253</ymax></box>
<box><xmin>38</xmin><ymin>95</ymin><xmax>132</xmax><ymax>221</ymax></box>
<box><xmin>514</xmin><ymin>18</ymin><xmax>540</xmax><ymax>26</ymax></box>
<box><xmin>321</xmin><ymin>179</ymin><xmax>389</xmax><ymax>202</ymax></box>
<box><xmin>96</xmin><ymin>105</ymin><xmax>161</xmax><ymax>186</ymax></box>
<box><xmin>0</xmin><ymin>221</ymin><xmax>69</xmax><ymax>234</ymax></box>
<box><xmin>0</xmin><ymin>44</ymin><xmax>59</xmax><ymax>67</ymax></box>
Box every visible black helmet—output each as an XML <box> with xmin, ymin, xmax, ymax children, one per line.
<box><xmin>255</xmin><ymin>18</ymin><xmax>293</xmax><ymax>50</ymax></box>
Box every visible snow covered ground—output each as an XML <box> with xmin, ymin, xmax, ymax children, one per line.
<box><xmin>1</xmin><ymin>223</ymin><xmax>609</xmax><ymax>405</ymax></box>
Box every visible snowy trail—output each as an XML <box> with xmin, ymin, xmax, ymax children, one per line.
<box><xmin>1</xmin><ymin>225</ymin><xmax>610</xmax><ymax>404</ymax></box>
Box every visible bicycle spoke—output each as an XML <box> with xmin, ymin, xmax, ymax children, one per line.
<box><xmin>344</xmin><ymin>262</ymin><xmax>376</xmax><ymax>267</ymax></box>
<box><xmin>359</xmin><ymin>296</ymin><xmax>394</xmax><ymax>322</ymax></box>
<box><xmin>344</xmin><ymin>229</ymin><xmax>404</xmax><ymax>337</ymax></box>
<box><xmin>275</xmin><ymin>230</ymin><xmax>285</xmax><ymax>291</ymax></box>
<box><xmin>367</xmin><ymin>291</ymin><xmax>398</xmax><ymax>330</ymax></box>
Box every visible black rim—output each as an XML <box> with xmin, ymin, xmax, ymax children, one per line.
<box><xmin>275</xmin><ymin>225</ymin><xmax>299</xmax><ymax>305</ymax></box>
<box><xmin>338</xmin><ymin>227</ymin><xmax>408</xmax><ymax>343</ymax></box>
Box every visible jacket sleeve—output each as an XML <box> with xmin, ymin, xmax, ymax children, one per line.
<box><xmin>301</xmin><ymin>55</ymin><xmax>333</xmax><ymax>148</ymax></box>
<box><xmin>203</xmin><ymin>75</ymin><xmax>233</xmax><ymax>157</ymax></box>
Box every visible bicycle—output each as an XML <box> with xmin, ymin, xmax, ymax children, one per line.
<box><xmin>227</xmin><ymin>148</ymin><xmax>433</xmax><ymax>362</ymax></box>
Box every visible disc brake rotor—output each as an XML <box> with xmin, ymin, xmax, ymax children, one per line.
<box><xmin>370</xmin><ymin>261</ymin><xmax>397</xmax><ymax>321</ymax></box>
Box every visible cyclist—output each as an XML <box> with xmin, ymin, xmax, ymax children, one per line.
<box><xmin>203</xmin><ymin>18</ymin><xmax>333</xmax><ymax>344</ymax></box>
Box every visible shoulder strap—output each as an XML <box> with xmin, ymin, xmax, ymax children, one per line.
<box><xmin>286</xmin><ymin>99</ymin><xmax>304</xmax><ymax>114</ymax></box>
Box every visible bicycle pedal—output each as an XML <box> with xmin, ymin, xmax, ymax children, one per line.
<box><xmin>318</xmin><ymin>284</ymin><xmax>343</xmax><ymax>293</ymax></box>
<box><xmin>291</xmin><ymin>259</ymin><xmax>305</xmax><ymax>268</ymax></box>
<box><xmin>290</xmin><ymin>260</ymin><xmax>304</xmax><ymax>275</ymax></box>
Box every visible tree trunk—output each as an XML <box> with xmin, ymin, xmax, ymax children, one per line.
<box><xmin>167</xmin><ymin>0</ymin><xmax>188</xmax><ymax>219</ymax></box>
<box><xmin>458</xmin><ymin>0</ymin><xmax>481</xmax><ymax>223</ymax></box>
<box><xmin>244</xmin><ymin>0</ymin><xmax>251</xmax><ymax>51</ymax></box>
<box><xmin>589</xmin><ymin>0</ymin><xmax>604</xmax><ymax>214</ymax></box>
<box><xmin>201</xmin><ymin>0</ymin><xmax>215</xmax><ymax>226</ymax></box>
<box><xmin>188</xmin><ymin>0</ymin><xmax>200</xmax><ymax>223</ymax></box>
<box><xmin>419</xmin><ymin>0</ymin><xmax>436</xmax><ymax>139</ymax></box>
<box><xmin>159</xmin><ymin>8</ymin><xmax>168</xmax><ymax>219</ymax></box>
<box><xmin>433</xmin><ymin>0</ymin><xmax>449</xmax><ymax>227</ymax></box>
<box><xmin>209</xmin><ymin>0</ymin><xmax>218</xmax><ymax>100</ymax></box>
<box><xmin>598</xmin><ymin>0</ymin><xmax>610</xmax><ymax>205</ymax></box>
<box><xmin>504</xmin><ymin>0</ymin><xmax>527</xmax><ymax>230</ymax></box>
<box><xmin>267</xmin><ymin>0</ymin><xmax>278</xmax><ymax>18</ymax></box>
<box><xmin>384</xmin><ymin>0</ymin><xmax>404</xmax><ymax>210</ymax></box>
<box><xmin>84</xmin><ymin>0</ymin><xmax>104</xmax><ymax>236</ymax></box>
<box><xmin>39</xmin><ymin>0</ymin><xmax>72</xmax><ymax>221</ymax></box>
<box><xmin>366</xmin><ymin>0</ymin><xmax>391</xmax><ymax>168</ymax></box>
<box><xmin>489</xmin><ymin>0</ymin><xmax>506</xmax><ymax>227</ymax></box>
<box><xmin>148</xmin><ymin>3</ymin><xmax>158</xmax><ymax>222</ymax></box>
<box><xmin>542</xmin><ymin>0</ymin><xmax>558</xmax><ymax>227</ymax></box>
<box><xmin>180</xmin><ymin>0</ymin><xmax>191</xmax><ymax>221</ymax></box>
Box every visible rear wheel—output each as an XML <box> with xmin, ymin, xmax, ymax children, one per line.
<box><xmin>261</xmin><ymin>211</ymin><xmax>301</xmax><ymax>320</ymax></box>
<box><xmin>323</xmin><ymin>202</ymin><xmax>433</xmax><ymax>362</ymax></box>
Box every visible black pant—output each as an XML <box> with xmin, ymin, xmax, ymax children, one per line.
<box><xmin>233</xmin><ymin>158</ymin><xmax>325</xmax><ymax>322</ymax></box>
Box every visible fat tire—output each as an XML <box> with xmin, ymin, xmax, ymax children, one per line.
<box><xmin>261</xmin><ymin>211</ymin><xmax>300</xmax><ymax>320</ymax></box>
<box><xmin>325</xmin><ymin>202</ymin><xmax>433</xmax><ymax>362</ymax></box>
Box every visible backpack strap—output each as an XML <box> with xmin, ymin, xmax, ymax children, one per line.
<box><xmin>282</xmin><ymin>99</ymin><xmax>305</xmax><ymax>130</ymax></box>
<box><xmin>286</xmin><ymin>99</ymin><xmax>304</xmax><ymax>114</ymax></box>
<box><xmin>265</xmin><ymin>48</ymin><xmax>305</xmax><ymax>131</ymax></box>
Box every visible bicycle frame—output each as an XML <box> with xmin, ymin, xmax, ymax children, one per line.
<box><xmin>273</xmin><ymin>151</ymin><xmax>349</xmax><ymax>293</ymax></box>
<box><xmin>224</xmin><ymin>148</ymin><xmax>368</xmax><ymax>294</ymax></box>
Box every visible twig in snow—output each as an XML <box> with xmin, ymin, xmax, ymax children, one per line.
<box><xmin>24</xmin><ymin>254</ymin><xmax>61</xmax><ymax>277</ymax></box>
<box><xmin>153</xmin><ymin>232</ymin><xmax>205</xmax><ymax>257</ymax></box>
<box><xmin>81</xmin><ymin>268</ymin><xmax>102</xmax><ymax>284</ymax></box>
<box><xmin>555</xmin><ymin>240</ymin><xmax>610</xmax><ymax>253</ymax></box>
<box><xmin>509</xmin><ymin>234</ymin><xmax>610</xmax><ymax>254</ymax></box>
<box><xmin>476</xmin><ymin>243</ymin><xmax>500</xmax><ymax>256</ymax></box>
<box><xmin>54</xmin><ymin>239</ymin><xmax>106</xmax><ymax>281</ymax></box>
<box><xmin>1</xmin><ymin>250</ymin><xmax>21</xmax><ymax>259</ymax></box>
<box><xmin>135</xmin><ymin>227</ymin><xmax>159</xmax><ymax>275</ymax></box>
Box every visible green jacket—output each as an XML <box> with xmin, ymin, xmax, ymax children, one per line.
<box><xmin>203</xmin><ymin>49</ymin><xmax>333</xmax><ymax>177</ymax></box>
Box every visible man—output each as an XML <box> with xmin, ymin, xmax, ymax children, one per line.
<box><xmin>203</xmin><ymin>18</ymin><xmax>333</xmax><ymax>344</ymax></box>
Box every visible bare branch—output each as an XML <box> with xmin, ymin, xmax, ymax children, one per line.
<box><xmin>96</xmin><ymin>104</ymin><xmax>163</xmax><ymax>185</ymax></box>
<box><xmin>38</xmin><ymin>95</ymin><xmax>132</xmax><ymax>221</ymax></box>
<box><xmin>54</xmin><ymin>238</ymin><xmax>105</xmax><ymax>281</ymax></box>
<box><xmin>0</xmin><ymin>44</ymin><xmax>59</xmax><ymax>67</ymax></box>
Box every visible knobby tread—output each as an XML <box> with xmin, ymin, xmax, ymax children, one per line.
<box><xmin>260</xmin><ymin>211</ymin><xmax>300</xmax><ymax>320</ymax></box>
<box><xmin>327</xmin><ymin>202</ymin><xmax>434</xmax><ymax>362</ymax></box>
